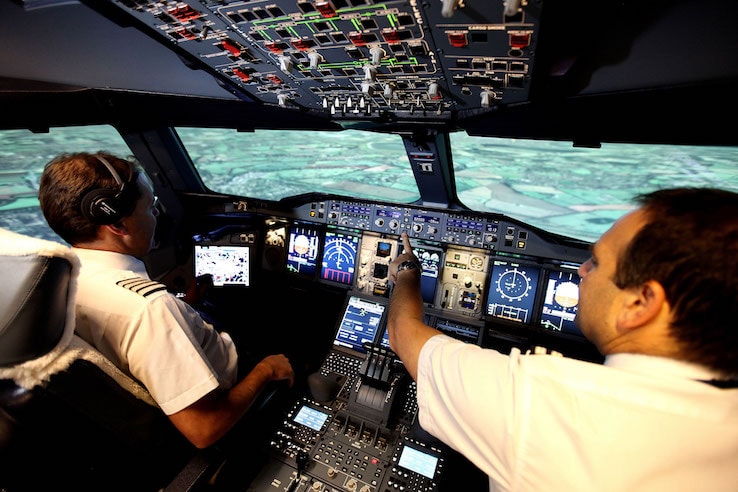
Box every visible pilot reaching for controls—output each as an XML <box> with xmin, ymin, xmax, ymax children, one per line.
<box><xmin>387</xmin><ymin>188</ymin><xmax>738</xmax><ymax>492</ymax></box>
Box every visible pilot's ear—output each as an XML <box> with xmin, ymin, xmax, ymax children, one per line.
<box><xmin>616</xmin><ymin>280</ymin><xmax>667</xmax><ymax>332</ymax></box>
<box><xmin>105</xmin><ymin>222</ymin><xmax>128</xmax><ymax>236</ymax></box>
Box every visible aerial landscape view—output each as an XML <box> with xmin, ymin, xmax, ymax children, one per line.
<box><xmin>1</xmin><ymin>125</ymin><xmax>737</xmax><ymax>244</ymax></box>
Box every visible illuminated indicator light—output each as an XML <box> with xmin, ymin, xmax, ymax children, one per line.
<box><xmin>169</xmin><ymin>5</ymin><xmax>200</xmax><ymax>22</ymax></box>
<box><xmin>267</xmin><ymin>74</ymin><xmax>283</xmax><ymax>84</ymax></box>
<box><xmin>348</xmin><ymin>32</ymin><xmax>367</xmax><ymax>46</ymax></box>
<box><xmin>447</xmin><ymin>31</ymin><xmax>468</xmax><ymax>48</ymax></box>
<box><xmin>175</xmin><ymin>28</ymin><xmax>196</xmax><ymax>40</ymax></box>
<box><xmin>233</xmin><ymin>68</ymin><xmax>250</xmax><ymax>81</ymax></box>
<box><xmin>509</xmin><ymin>31</ymin><xmax>531</xmax><ymax>49</ymax></box>
<box><xmin>382</xmin><ymin>29</ymin><xmax>401</xmax><ymax>43</ymax></box>
<box><xmin>264</xmin><ymin>42</ymin><xmax>283</xmax><ymax>54</ymax></box>
<box><xmin>220</xmin><ymin>40</ymin><xmax>241</xmax><ymax>56</ymax></box>
<box><xmin>315</xmin><ymin>1</ymin><xmax>337</xmax><ymax>18</ymax></box>
<box><xmin>291</xmin><ymin>39</ymin><xmax>312</xmax><ymax>51</ymax></box>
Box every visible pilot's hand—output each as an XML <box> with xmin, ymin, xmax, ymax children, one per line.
<box><xmin>389</xmin><ymin>231</ymin><xmax>421</xmax><ymax>283</ymax></box>
<box><xmin>183</xmin><ymin>273</ymin><xmax>213</xmax><ymax>306</ymax></box>
<box><xmin>259</xmin><ymin>354</ymin><xmax>295</xmax><ymax>388</ymax></box>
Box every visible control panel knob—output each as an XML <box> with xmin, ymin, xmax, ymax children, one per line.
<box><xmin>327</xmin><ymin>467</ymin><xmax>337</xmax><ymax>478</ymax></box>
<box><xmin>308</xmin><ymin>51</ymin><xmax>323</xmax><ymax>69</ymax></box>
<box><xmin>504</xmin><ymin>0</ymin><xmax>523</xmax><ymax>17</ymax></box>
<box><xmin>375</xmin><ymin>218</ymin><xmax>385</xmax><ymax>227</ymax></box>
<box><xmin>279</xmin><ymin>55</ymin><xmax>293</xmax><ymax>72</ymax></box>
<box><xmin>369</xmin><ymin>46</ymin><xmax>385</xmax><ymax>65</ymax></box>
<box><xmin>361</xmin><ymin>81</ymin><xmax>375</xmax><ymax>95</ymax></box>
<box><xmin>389</xmin><ymin>219</ymin><xmax>399</xmax><ymax>230</ymax></box>
<box><xmin>363</xmin><ymin>64</ymin><xmax>377</xmax><ymax>81</ymax></box>
<box><xmin>278</xmin><ymin>94</ymin><xmax>291</xmax><ymax>107</ymax></box>
<box><xmin>481</xmin><ymin>90</ymin><xmax>494</xmax><ymax>108</ymax></box>
<box><xmin>383</xmin><ymin>83</ymin><xmax>395</xmax><ymax>99</ymax></box>
<box><xmin>441</xmin><ymin>0</ymin><xmax>462</xmax><ymax>17</ymax></box>
<box><xmin>428</xmin><ymin>82</ymin><xmax>441</xmax><ymax>100</ymax></box>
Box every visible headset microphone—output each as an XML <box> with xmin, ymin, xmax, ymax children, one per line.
<box><xmin>80</xmin><ymin>154</ymin><xmax>136</xmax><ymax>225</ymax></box>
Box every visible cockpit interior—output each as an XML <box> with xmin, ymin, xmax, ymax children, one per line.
<box><xmin>1</xmin><ymin>0</ymin><xmax>737</xmax><ymax>491</ymax></box>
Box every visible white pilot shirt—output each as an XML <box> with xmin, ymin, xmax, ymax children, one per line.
<box><xmin>416</xmin><ymin>334</ymin><xmax>738</xmax><ymax>492</ymax></box>
<box><xmin>73</xmin><ymin>248</ymin><xmax>239</xmax><ymax>415</ymax></box>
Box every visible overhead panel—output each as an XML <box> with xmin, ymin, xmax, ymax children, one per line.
<box><xmin>92</xmin><ymin>0</ymin><xmax>542</xmax><ymax>123</ymax></box>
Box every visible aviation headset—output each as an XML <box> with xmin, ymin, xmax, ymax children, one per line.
<box><xmin>79</xmin><ymin>154</ymin><xmax>138</xmax><ymax>225</ymax></box>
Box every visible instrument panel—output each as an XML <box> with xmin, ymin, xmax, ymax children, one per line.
<box><xmin>194</xmin><ymin>197</ymin><xmax>598</xmax><ymax>492</ymax></box>
<box><xmin>86</xmin><ymin>0</ymin><xmax>542</xmax><ymax>122</ymax></box>
<box><xmin>207</xmin><ymin>195</ymin><xmax>593</xmax><ymax>346</ymax></box>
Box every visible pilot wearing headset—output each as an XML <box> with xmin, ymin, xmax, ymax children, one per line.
<box><xmin>38</xmin><ymin>151</ymin><xmax>294</xmax><ymax>450</ymax></box>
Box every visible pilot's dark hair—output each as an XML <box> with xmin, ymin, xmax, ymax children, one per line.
<box><xmin>614</xmin><ymin>187</ymin><xmax>738</xmax><ymax>376</ymax></box>
<box><xmin>39</xmin><ymin>152</ymin><xmax>143</xmax><ymax>245</ymax></box>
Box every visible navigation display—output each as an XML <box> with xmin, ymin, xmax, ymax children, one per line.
<box><xmin>539</xmin><ymin>267</ymin><xmax>583</xmax><ymax>337</ymax></box>
<box><xmin>194</xmin><ymin>244</ymin><xmax>250</xmax><ymax>287</ymax></box>
<box><xmin>320</xmin><ymin>229</ymin><xmax>359</xmax><ymax>286</ymax></box>
<box><xmin>485</xmin><ymin>260</ymin><xmax>540</xmax><ymax>324</ymax></box>
<box><xmin>333</xmin><ymin>295</ymin><xmax>386</xmax><ymax>353</ymax></box>
<box><xmin>286</xmin><ymin>224</ymin><xmax>321</xmax><ymax>278</ymax></box>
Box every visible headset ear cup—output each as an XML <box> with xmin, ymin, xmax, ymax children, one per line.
<box><xmin>81</xmin><ymin>154</ymin><xmax>138</xmax><ymax>225</ymax></box>
<box><xmin>80</xmin><ymin>188</ymin><xmax>123</xmax><ymax>224</ymax></box>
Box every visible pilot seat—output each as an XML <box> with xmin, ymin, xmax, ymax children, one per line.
<box><xmin>0</xmin><ymin>229</ymin><xmax>220</xmax><ymax>492</ymax></box>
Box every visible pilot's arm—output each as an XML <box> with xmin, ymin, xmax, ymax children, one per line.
<box><xmin>387</xmin><ymin>231</ymin><xmax>444</xmax><ymax>381</ymax></box>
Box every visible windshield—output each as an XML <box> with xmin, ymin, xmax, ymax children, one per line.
<box><xmin>1</xmin><ymin>125</ymin><xmax>737</xmax><ymax>244</ymax></box>
<box><xmin>451</xmin><ymin>134</ymin><xmax>738</xmax><ymax>241</ymax></box>
<box><xmin>181</xmin><ymin>127</ymin><xmax>738</xmax><ymax>242</ymax></box>
<box><xmin>177</xmin><ymin>128</ymin><xmax>419</xmax><ymax>203</ymax></box>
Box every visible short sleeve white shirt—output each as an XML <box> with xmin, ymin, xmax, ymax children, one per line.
<box><xmin>416</xmin><ymin>334</ymin><xmax>738</xmax><ymax>492</ymax></box>
<box><xmin>73</xmin><ymin>248</ymin><xmax>239</xmax><ymax>415</ymax></box>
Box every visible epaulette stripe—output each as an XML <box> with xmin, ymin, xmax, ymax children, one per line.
<box><xmin>117</xmin><ymin>278</ymin><xmax>153</xmax><ymax>289</ymax></box>
<box><xmin>116</xmin><ymin>277</ymin><xmax>168</xmax><ymax>297</ymax></box>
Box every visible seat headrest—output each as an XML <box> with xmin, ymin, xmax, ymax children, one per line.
<box><xmin>0</xmin><ymin>229</ymin><xmax>79</xmax><ymax>368</ymax></box>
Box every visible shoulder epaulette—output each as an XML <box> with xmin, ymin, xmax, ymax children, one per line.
<box><xmin>116</xmin><ymin>277</ymin><xmax>169</xmax><ymax>298</ymax></box>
